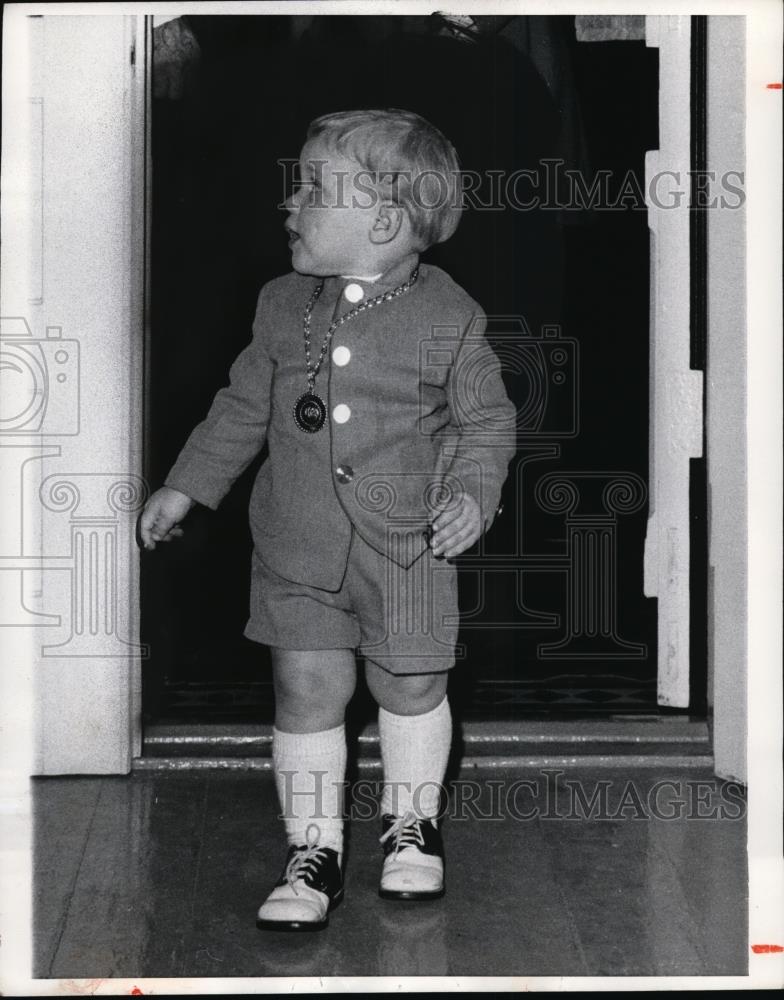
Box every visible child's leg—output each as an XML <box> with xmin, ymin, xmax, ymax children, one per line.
<box><xmin>271</xmin><ymin>647</ymin><xmax>355</xmax><ymax>855</ymax></box>
<box><xmin>256</xmin><ymin>648</ymin><xmax>354</xmax><ymax>931</ymax></box>
<box><xmin>365</xmin><ymin>663</ymin><xmax>450</xmax><ymax>818</ymax></box>
<box><xmin>366</xmin><ymin>663</ymin><xmax>450</xmax><ymax>900</ymax></box>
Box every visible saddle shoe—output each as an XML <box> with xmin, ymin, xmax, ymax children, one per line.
<box><xmin>379</xmin><ymin>812</ymin><xmax>445</xmax><ymax>901</ymax></box>
<box><xmin>256</xmin><ymin>824</ymin><xmax>343</xmax><ymax>931</ymax></box>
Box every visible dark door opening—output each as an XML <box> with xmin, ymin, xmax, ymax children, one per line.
<box><xmin>141</xmin><ymin>14</ymin><xmax>661</xmax><ymax>725</ymax></box>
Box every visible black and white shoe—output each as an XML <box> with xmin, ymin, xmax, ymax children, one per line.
<box><xmin>256</xmin><ymin>825</ymin><xmax>343</xmax><ymax>931</ymax></box>
<box><xmin>379</xmin><ymin>812</ymin><xmax>445</xmax><ymax>900</ymax></box>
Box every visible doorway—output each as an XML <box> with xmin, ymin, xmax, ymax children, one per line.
<box><xmin>141</xmin><ymin>14</ymin><xmax>665</xmax><ymax>726</ymax></box>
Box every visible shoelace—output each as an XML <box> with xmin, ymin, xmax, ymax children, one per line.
<box><xmin>379</xmin><ymin>811</ymin><xmax>429</xmax><ymax>857</ymax></box>
<box><xmin>285</xmin><ymin>823</ymin><xmax>328</xmax><ymax>896</ymax></box>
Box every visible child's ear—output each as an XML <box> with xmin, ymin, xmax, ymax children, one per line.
<box><xmin>369</xmin><ymin>201</ymin><xmax>405</xmax><ymax>244</ymax></box>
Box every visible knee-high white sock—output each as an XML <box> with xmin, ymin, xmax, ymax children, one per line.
<box><xmin>378</xmin><ymin>696</ymin><xmax>452</xmax><ymax>819</ymax></box>
<box><xmin>272</xmin><ymin>724</ymin><xmax>347</xmax><ymax>857</ymax></box>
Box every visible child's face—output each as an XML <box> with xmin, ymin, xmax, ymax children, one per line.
<box><xmin>284</xmin><ymin>138</ymin><xmax>404</xmax><ymax>276</ymax></box>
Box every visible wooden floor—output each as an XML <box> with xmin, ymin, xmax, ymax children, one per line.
<box><xmin>33</xmin><ymin>766</ymin><xmax>747</xmax><ymax>980</ymax></box>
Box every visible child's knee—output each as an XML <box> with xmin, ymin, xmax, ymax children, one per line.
<box><xmin>272</xmin><ymin>648</ymin><xmax>356</xmax><ymax>716</ymax></box>
<box><xmin>368</xmin><ymin>663</ymin><xmax>448</xmax><ymax>715</ymax></box>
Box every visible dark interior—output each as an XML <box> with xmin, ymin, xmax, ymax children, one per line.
<box><xmin>141</xmin><ymin>14</ymin><xmax>664</xmax><ymax>725</ymax></box>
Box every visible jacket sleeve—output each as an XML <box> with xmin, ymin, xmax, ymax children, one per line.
<box><xmin>164</xmin><ymin>286</ymin><xmax>274</xmax><ymax>509</ymax></box>
<box><xmin>442</xmin><ymin>310</ymin><xmax>517</xmax><ymax>531</ymax></box>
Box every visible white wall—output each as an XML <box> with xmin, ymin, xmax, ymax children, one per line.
<box><xmin>705</xmin><ymin>16</ymin><xmax>747</xmax><ymax>783</ymax></box>
<box><xmin>1</xmin><ymin>13</ymin><xmax>145</xmax><ymax>774</ymax></box>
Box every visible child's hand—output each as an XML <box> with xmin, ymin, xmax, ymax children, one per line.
<box><xmin>430</xmin><ymin>492</ymin><xmax>482</xmax><ymax>559</ymax></box>
<box><xmin>138</xmin><ymin>486</ymin><xmax>195</xmax><ymax>550</ymax></box>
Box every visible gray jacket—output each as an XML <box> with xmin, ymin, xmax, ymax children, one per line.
<box><xmin>165</xmin><ymin>252</ymin><xmax>517</xmax><ymax>591</ymax></box>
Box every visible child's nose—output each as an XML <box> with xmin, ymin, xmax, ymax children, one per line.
<box><xmin>284</xmin><ymin>189</ymin><xmax>301</xmax><ymax>212</ymax></box>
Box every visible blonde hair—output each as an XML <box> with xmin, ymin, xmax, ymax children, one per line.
<box><xmin>306</xmin><ymin>108</ymin><xmax>463</xmax><ymax>249</ymax></box>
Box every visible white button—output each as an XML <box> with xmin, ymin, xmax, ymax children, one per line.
<box><xmin>332</xmin><ymin>346</ymin><xmax>351</xmax><ymax>367</ymax></box>
<box><xmin>344</xmin><ymin>282</ymin><xmax>364</xmax><ymax>303</ymax></box>
<box><xmin>332</xmin><ymin>404</ymin><xmax>351</xmax><ymax>424</ymax></box>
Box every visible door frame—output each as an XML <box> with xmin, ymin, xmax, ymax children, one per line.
<box><xmin>2</xmin><ymin>10</ymin><xmax>777</xmax><ymax>780</ymax></box>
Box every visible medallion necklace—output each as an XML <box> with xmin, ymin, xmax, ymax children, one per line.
<box><xmin>293</xmin><ymin>266</ymin><xmax>420</xmax><ymax>432</ymax></box>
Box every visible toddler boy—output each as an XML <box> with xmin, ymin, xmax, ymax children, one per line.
<box><xmin>140</xmin><ymin>108</ymin><xmax>516</xmax><ymax>931</ymax></box>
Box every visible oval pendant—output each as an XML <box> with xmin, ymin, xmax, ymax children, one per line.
<box><xmin>294</xmin><ymin>391</ymin><xmax>326</xmax><ymax>433</ymax></box>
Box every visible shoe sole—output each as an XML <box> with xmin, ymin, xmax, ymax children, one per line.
<box><xmin>255</xmin><ymin>889</ymin><xmax>343</xmax><ymax>932</ymax></box>
<box><xmin>378</xmin><ymin>887</ymin><xmax>445</xmax><ymax>901</ymax></box>
<box><xmin>255</xmin><ymin>916</ymin><xmax>327</xmax><ymax>932</ymax></box>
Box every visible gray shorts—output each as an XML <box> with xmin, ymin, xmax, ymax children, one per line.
<box><xmin>244</xmin><ymin>529</ymin><xmax>459</xmax><ymax>674</ymax></box>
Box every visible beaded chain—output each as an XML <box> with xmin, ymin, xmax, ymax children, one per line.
<box><xmin>301</xmin><ymin>266</ymin><xmax>420</xmax><ymax>393</ymax></box>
